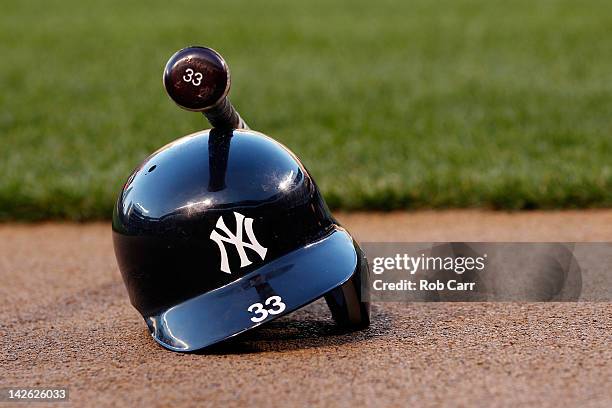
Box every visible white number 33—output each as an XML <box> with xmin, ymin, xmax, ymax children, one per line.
<box><xmin>182</xmin><ymin>68</ymin><xmax>203</xmax><ymax>86</ymax></box>
<box><xmin>247</xmin><ymin>295</ymin><xmax>286</xmax><ymax>323</ymax></box>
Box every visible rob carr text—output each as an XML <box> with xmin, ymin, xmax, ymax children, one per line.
<box><xmin>372</xmin><ymin>279</ymin><xmax>476</xmax><ymax>291</ymax></box>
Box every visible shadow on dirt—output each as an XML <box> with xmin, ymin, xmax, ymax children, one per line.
<box><xmin>10</xmin><ymin>281</ymin><xmax>393</xmax><ymax>356</ymax></box>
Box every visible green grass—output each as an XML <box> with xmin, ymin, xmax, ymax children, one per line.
<box><xmin>1</xmin><ymin>0</ymin><xmax>612</xmax><ymax>220</ymax></box>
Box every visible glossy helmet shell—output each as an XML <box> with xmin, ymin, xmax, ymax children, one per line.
<box><xmin>113</xmin><ymin>128</ymin><xmax>369</xmax><ymax>351</ymax></box>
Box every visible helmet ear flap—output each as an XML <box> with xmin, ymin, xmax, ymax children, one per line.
<box><xmin>324</xmin><ymin>253</ymin><xmax>370</xmax><ymax>328</ymax></box>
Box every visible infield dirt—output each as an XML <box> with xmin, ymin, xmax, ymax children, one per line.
<box><xmin>1</xmin><ymin>210</ymin><xmax>611</xmax><ymax>407</ymax></box>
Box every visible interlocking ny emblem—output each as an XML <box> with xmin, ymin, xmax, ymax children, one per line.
<box><xmin>210</xmin><ymin>212</ymin><xmax>267</xmax><ymax>274</ymax></box>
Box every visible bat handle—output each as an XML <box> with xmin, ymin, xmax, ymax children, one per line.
<box><xmin>204</xmin><ymin>98</ymin><xmax>249</xmax><ymax>130</ymax></box>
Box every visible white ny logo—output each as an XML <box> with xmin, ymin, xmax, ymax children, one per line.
<box><xmin>209</xmin><ymin>212</ymin><xmax>267</xmax><ymax>274</ymax></box>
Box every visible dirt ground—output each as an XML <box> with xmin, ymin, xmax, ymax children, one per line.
<box><xmin>1</xmin><ymin>210</ymin><xmax>611</xmax><ymax>407</ymax></box>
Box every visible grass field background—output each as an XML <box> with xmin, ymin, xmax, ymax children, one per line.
<box><xmin>1</xmin><ymin>0</ymin><xmax>611</xmax><ymax>220</ymax></box>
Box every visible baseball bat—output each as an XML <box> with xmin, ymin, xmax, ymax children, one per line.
<box><xmin>163</xmin><ymin>46</ymin><xmax>249</xmax><ymax>130</ymax></box>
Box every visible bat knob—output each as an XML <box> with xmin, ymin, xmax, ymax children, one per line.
<box><xmin>163</xmin><ymin>46</ymin><xmax>230</xmax><ymax>112</ymax></box>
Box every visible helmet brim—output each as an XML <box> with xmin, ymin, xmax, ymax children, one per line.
<box><xmin>145</xmin><ymin>225</ymin><xmax>364</xmax><ymax>352</ymax></box>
